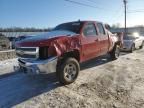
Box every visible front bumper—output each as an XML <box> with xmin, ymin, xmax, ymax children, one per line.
<box><xmin>121</xmin><ymin>40</ymin><xmax>133</xmax><ymax>51</ymax></box>
<box><xmin>121</xmin><ymin>47</ymin><xmax>131</xmax><ymax>51</ymax></box>
<box><xmin>18</xmin><ymin>57</ymin><xmax>58</xmax><ymax>74</ymax></box>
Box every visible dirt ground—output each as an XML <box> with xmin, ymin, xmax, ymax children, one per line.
<box><xmin>0</xmin><ymin>49</ymin><xmax>144</xmax><ymax>108</ymax></box>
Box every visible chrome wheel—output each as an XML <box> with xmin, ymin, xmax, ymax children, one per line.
<box><xmin>64</xmin><ymin>63</ymin><xmax>77</xmax><ymax>82</ymax></box>
<box><xmin>57</xmin><ymin>58</ymin><xmax>80</xmax><ymax>85</ymax></box>
<box><xmin>140</xmin><ymin>41</ymin><xmax>144</xmax><ymax>49</ymax></box>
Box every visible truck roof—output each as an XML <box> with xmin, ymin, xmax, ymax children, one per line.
<box><xmin>57</xmin><ymin>20</ymin><xmax>103</xmax><ymax>25</ymax></box>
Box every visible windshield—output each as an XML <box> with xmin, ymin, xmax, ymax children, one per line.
<box><xmin>53</xmin><ymin>22</ymin><xmax>84</xmax><ymax>34</ymax></box>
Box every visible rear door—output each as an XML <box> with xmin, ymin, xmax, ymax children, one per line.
<box><xmin>81</xmin><ymin>22</ymin><xmax>100</xmax><ymax>61</ymax></box>
<box><xmin>96</xmin><ymin>23</ymin><xmax>109</xmax><ymax>55</ymax></box>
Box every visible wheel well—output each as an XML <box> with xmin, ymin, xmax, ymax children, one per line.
<box><xmin>60</xmin><ymin>50</ymin><xmax>80</xmax><ymax>62</ymax></box>
<box><xmin>115</xmin><ymin>41</ymin><xmax>121</xmax><ymax>46</ymax></box>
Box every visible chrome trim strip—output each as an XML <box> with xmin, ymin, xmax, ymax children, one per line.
<box><xmin>16</xmin><ymin>51</ymin><xmax>37</xmax><ymax>55</ymax></box>
<box><xmin>16</xmin><ymin>47</ymin><xmax>39</xmax><ymax>49</ymax></box>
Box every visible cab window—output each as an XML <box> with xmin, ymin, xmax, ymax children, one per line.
<box><xmin>97</xmin><ymin>23</ymin><xmax>106</xmax><ymax>35</ymax></box>
<box><xmin>83</xmin><ymin>23</ymin><xmax>97</xmax><ymax>36</ymax></box>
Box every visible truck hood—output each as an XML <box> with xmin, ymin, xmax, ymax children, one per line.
<box><xmin>16</xmin><ymin>30</ymin><xmax>77</xmax><ymax>47</ymax></box>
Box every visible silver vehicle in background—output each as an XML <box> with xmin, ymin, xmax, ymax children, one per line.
<box><xmin>0</xmin><ymin>34</ymin><xmax>10</xmax><ymax>50</ymax></box>
<box><xmin>122</xmin><ymin>33</ymin><xmax>144</xmax><ymax>52</ymax></box>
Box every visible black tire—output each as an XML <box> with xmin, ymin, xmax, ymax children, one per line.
<box><xmin>0</xmin><ymin>46</ymin><xmax>2</xmax><ymax>50</ymax></box>
<box><xmin>130</xmin><ymin>44</ymin><xmax>135</xmax><ymax>53</ymax></box>
<box><xmin>56</xmin><ymin>58</ymin><xmax>80</xmax><ymax>85</ymax></box>
<box><xmin>109</xmin><ymin>45</ymin><xmax>120</xmax><ymax>60</ymax></box>
<box><xmin>139</xmin><ymin>41</ymin><xmax>144</xmax><ymax>49</ymax></box>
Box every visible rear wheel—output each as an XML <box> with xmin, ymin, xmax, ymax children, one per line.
<box><xmin>139</xmin><ymin>41</ymin><xmax>144</xmax><ymax>49</ymax></box>
<box><xmin>56</xmin><ymin>58</ymin><xmax>80</xmax><ymax>85</ymax></box>
<box><xmin>130</xmin><ymin>44</ymin><xmax>135</xmax><ymax>53</ymax></box>
<box><xmin>109</xmin><ymin>45</ymin><xmax>120</xmax><ymax>60</ymax></box>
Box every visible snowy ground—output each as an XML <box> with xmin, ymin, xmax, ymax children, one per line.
<box><xmin>0</xmin><ymin>49</ymin><xmax>144</xmax><ymax>108</ymax></box>
<box><xmin>0</xmin><ymin>58</ymin><xmax>18</xmax><ymax>78</ymax></box>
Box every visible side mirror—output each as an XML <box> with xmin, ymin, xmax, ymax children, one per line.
<box><xmin>105</xmin><ymin>24</ymin><xmax>111</xmax><ymax>30</ymax></box>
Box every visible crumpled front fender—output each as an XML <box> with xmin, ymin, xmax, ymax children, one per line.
<box><xmin>49</xmin><ymin>37</ymin><xmax>81</xmax><ymax>57</ymax></box>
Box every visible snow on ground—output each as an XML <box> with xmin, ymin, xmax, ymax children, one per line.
<box><xmin>0</xmin><ymin>58</ymin><xmax>18</xmax><ymax>76</ymax></box>
<box><xmin>0</xmin><ymin>50</ymin><xmax>15</xmax><ymax>53</ymax></box>
<box><xmin>0</xmin><ymin>49</ymin><xmax>144</xmax><ymax>108</ymax></box>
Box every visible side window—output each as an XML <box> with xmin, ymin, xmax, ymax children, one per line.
<box><xmin>83</xmin><ymin>23</ymin><xmax>97</xmax><ymax>36</ymax></box>
<box><xmin>97</xmin><ymin>23</ymin><xmax>106</xmax><ymax>35</ymax></box>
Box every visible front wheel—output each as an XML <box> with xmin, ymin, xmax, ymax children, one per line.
<box><xmin>109</xmin><ymin>45</ymin><xmax>120</xmax><ymax>60</ymax></box>
<box><xmin>56</xmin><ymin>58</ymin><xmax>80</xmax><ymax>85</ymax></box>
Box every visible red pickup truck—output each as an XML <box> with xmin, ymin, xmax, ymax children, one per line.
<box><xmin>16</xmin><ymin>21</ymin><xmax>121</xmax><ymax>85</ymax></box>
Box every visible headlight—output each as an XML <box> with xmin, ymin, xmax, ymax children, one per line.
<box><xmin>39</xmin><ymin>47</ymin><xmax>49</xmax><ymax>60</ymax></box>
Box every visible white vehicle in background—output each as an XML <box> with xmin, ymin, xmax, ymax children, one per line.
<box><xmin>122</xmin><ymin>34</ymin><xmax>144</xmax><ymax>52</ymax></box>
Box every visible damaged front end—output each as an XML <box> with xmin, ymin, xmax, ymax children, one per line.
<box><xmin>16</xmin><ymin>47</ymin><xmax>58</xmax><ymax>74</ymax></box>
<box><xmin>15</xmin><ymin>32</ymin><xmax>80</xmax><ymax>75</ymax></box>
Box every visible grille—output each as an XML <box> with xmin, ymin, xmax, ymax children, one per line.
<box><xmin>16</xmin><ymin>47</ymin><xmax>39</xmax><ymax>59</ymax></box>
<box><xmin>39</xmin><ymin>47</ymin><xmax>49</xmax><ymax>60</ymax></box>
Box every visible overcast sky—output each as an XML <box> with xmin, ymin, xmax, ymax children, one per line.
<box><xmin>0</xmin><ymin>0</ymin><xmax>144</xmax><ymax>28</ymax></box>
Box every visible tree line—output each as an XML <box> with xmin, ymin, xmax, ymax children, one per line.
<box><xmin>0</xmin><ymin>27</ymin><xmax>52</xmax><ymax>32</ymax></box>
